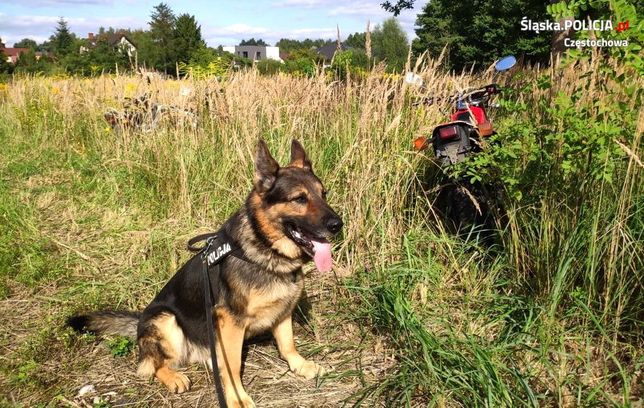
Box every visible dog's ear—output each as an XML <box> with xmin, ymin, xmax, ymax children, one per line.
<box><xmin>254</xmin><ymin>140</ymin><xmax>280</xmax><ymax>192</ymax></box>
<box><xmin>290</xmin><ymin>139</ymin><xmax>311</xmax><ymax>170</ymax></box>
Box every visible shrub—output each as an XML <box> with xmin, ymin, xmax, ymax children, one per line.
<box><xmin>256</xmin><ymin>59</ymin><xmax>282</xmax><ymax>75</ymax></box>
<box><xmin>329</xmin><ymin>50</ymin><xmax>369</xmax><ymax>79</ymax></box>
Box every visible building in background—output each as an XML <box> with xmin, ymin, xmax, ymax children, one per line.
<box><xmin>223</xmin><ymin>45</ymin><xmax>282</xmax><ymax>62</ymax></box>
<box><xmin>0</xmin><ymin>41</ymin><xmax>46</xmax><ymax>64</ymax></box>
<box><xmin>316</xmin><ymin>42</ymin><xmax>346</xmax><ymax>63</ymax></box>
<box><xmin>80</xmin><ymin>32</ymin><xmax>137</xmax><ymax>59</ymax></box>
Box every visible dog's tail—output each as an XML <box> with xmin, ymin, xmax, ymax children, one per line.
<box><xmin>67</xmin><ymin>310</ymin><xmax>140</xmax><ymax>338</ymax></box>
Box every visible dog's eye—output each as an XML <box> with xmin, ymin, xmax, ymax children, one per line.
<box><xmin>322</xmin><ymin>190</ymin><xmax>328</xmax><ymax>199</ymax></box>
<box><xmin>292</xmin><ymin>195</ymin><xmax>308</xmax><ymax>205</ymax></box>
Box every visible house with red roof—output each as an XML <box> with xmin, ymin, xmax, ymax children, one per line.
<box><xmin>0</xmin><ymin>40</ymin><xmax>46</xmax><ymax>64</ymax></box>
<box><xmin>3</xmin><ymin>47</ymin><xmax>29</xmax><ymax>64</ymax></box>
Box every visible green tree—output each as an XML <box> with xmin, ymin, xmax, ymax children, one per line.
<box><xmin>240</xmin><ymin>38</ymin><xmax>268</xmax><ymax>46</ymax></box>
<box><xmin>50</xmin><ymin>18</ymin><xmax>76</xmax><ymax>58</ymax></box>
<box><xmin>330</xmin><ymin>49</ymin><xmax>369</xmax><ymax>79</ymax></box>
<box><xmin>149</xmin><ymin>2</ymin><xmax>177</xmax><ymax>74</ymax></box>
<box><xmin>282</xmin><ymin>48</ymin><xmax>322</xmax><ymax>76</ymax></box>
<box><xmin>177</xmin><ymin>47</ymin><xmax>247</xmax><ymax>79</ymax></box>
<box><xmin>288</xmin><ymin>48</ymin><xmax>321</xmax><ymax>61</ymax></box>
<box><xmin>188</xmin><ymin>46</ymin><xmax>219</xmax><ymax>66</ymax></box>
<box><xmin>0</xmin><ymin>41</ymin><xmax>13</xmax><ymax>75</ymax></box>
<box><xmin>381</xmin><ymin>0</ymin><xmax>415</xmax><ymax>16</ymax></box>
<box><xmin>345</xmin><ymin>32</ymin><xmax>367</xmax><ymax>50</ymax></box>
<box><xmin>256</xmin><ymin>59</ymin><xmax>282</xmax><ymax>75</ymax></box>
<box><xmin>14</xmin><ymin>49</ymin><xmax>51</xmax><ymax>74</ymax></box>
<box><xmin>174</xmin><ymin>14</ymin><xmax>205</xmax><ymax>64</ymax></box>
<box><xmin>548</xmin><ymin>0</ymin><xmax>643</xmax><ymax>75</ymax></box>
<box><xmin>372</xmin><ymin>18</ymin><xmax>408</xmax><ymax>72</ymax></box>
<box><xmin>413</xmin><ymin>0</ymin><xmax>550</xmax><ymax>71</ymax></box>
<box><xmin>13</xmin><ymin>38</ymin><xmax>38</xmax><ymax>50</ymax></box>
<box><xmin>72</xmin><ymin>36</ymin><xmax>129</xmax><ymax>75</ymax></box>
<box><xmin>276</xmin><ymin>38</ymin><xmax>332</xmax><ymax>54</ymax></box>
<box><xmin>128</xmin><ymin>29</ymin><xmax>156</xmax><ymax>70</ymax></box>
<box><xmin>38</xmin><ymin>40</ymin><xmax>52</xmax><ymax>53</ymax></box>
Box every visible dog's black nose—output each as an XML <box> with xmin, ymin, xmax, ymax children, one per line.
<box><xmin>326</xmin><ymin>217</ymin><xmax>343</xmax><ymax>234</ymax></box>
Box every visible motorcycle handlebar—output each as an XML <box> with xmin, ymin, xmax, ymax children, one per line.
<box><xmin>459</xmin><ymin>83</ymin><xmax>500</xmax><ymax>103</ymax></box>
<box><xmin>417</xmin><ymin>83</ymin><xmax>501</xmax><ymax>107</ymax></box>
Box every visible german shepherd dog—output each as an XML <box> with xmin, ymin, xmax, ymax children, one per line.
<box><xmin>68</xmin><ymin>140</ymin><xmax>342</xmax><ymax>407</ymax></box>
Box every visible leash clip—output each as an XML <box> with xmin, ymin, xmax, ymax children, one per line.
<box><xmin>187</xmin><ymin>232</ymin><xmax>219</xmax><ymax>253</ymax></box>
<box><xmin>200</xmin><ymin>236</ymin><xmax>216</xmax><ymax>261</ymax></box>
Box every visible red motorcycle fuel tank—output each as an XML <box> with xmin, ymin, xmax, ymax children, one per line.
<box><xmin>451</xmin><ymin>106</ymin><xmax>486</xmax><ymax>124</ymax></box>
<box><xmin>451</xmin><ymin>106</ymin><xmax>494</xmax><ymax>137</ymax></box>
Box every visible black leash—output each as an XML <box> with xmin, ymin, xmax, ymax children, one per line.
<box><xmin>188</xmin><ymin>230</ymin><xmax>248</xmax><ymax>408</ymax></box>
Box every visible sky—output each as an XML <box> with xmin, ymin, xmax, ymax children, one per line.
<box><xmin>0</xmin><ymin>0</ymin><xmax>420</xmax><ymax>48</ymax></box>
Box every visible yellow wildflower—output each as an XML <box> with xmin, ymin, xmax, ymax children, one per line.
<box><xmin>125</xmin><ymin>82</ymin><xmax>137</xmax><ymax>97</ymax></box>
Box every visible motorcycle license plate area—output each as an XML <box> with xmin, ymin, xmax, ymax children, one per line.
<box><xmin>433</xmin><ymin>123</ymin><xmax>474</xmax><ymax>165</ymax></box>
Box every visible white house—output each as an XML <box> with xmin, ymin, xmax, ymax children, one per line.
<box><xmin>111</xmin><ymin>34</ymin><xmax>137</xmax><ymax>59</ymax></box>
<box><xmin>81</xmin><ymin>32</ymin><xmax>137</xmax><ymax>59</ymax></box>
<box><xmin>223</xmin><ymin>45</ymin><xmax>282</xmax><ymax>62</ymax></box>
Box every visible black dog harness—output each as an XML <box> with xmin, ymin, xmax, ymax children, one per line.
<box><xmin>187</xmin><ymin>230</ymin><xmax>249</xmax><ymax>408</ymax></box>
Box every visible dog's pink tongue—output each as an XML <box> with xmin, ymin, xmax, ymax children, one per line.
<box><xmin>311</xmin><ymin>240</ymin><xmax>332</xmax><ymax>272</ymax></box>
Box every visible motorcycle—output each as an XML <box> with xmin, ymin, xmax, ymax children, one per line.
<box><xmin>412</xmin><ymin>56</ymin><xmax>516</xmax><ymax>239</ymax></box>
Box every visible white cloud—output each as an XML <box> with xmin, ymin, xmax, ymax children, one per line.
<box><xmin>203</xmin><ymin>0</ymin><xmax>419</xmax><ymax>47</ymax></box>
<box><xmin>328</xmin><ymin>3</ymin><xmax>386</xmax><ymax>17</ymax></box>
<box><xmin>203</xmin><ymin>23</ymin><xmax>343</xmax><ymax>47</ymax></box>
<box><xmin>206</xmin><ymin>26</ymin><xmax>338</xmax><ymax>47</ymax></box>
<box><xmin>13</xmin><ymin>0</ymin><xmax>113</xmax><ymax>5</ymax></box>
<box><xmin>0</xmin><ymin>13</ymin><xmax>339</xmax><ymax>48</ymax></box>
<box><xmin>274</xmin><ymin>0</ymin><xmax>384</xmax><ymax>8</ymax></box>
<box><xmin>289</xmin><ymin>27</ymin><xmax>337</xmax><ymax>36</ymax></box>
<box><xmin>271</xmin><ymin>0</ymin><xmax>418</xmax><ymax>40</ymax></box>
<box><xmin>204</xmin><ymin>24</ymin><xmax>270</xmax><ymax>37</ymax></box>
<box><xmin>274</xmin><ymin>0</ymin><xmax>407</xmax><ymax>17</ymax></box>
<box><xmin>0</xmin><ymin>13</ymin><xmax>146</xmax><ymax>46</ymax></box>
<box><xmin>202</xmin><ymin>18</ymin><xmax>420</xmax><ymax>48</ymax></box>
<box><xmin>272</xmin><ymin>0</ymin><xmax>327</xmax><ymax>7</ymax></box>
<box><xmin>0</xmin><ymin>2</ymin><xmax>419</xmax><ymax>50</ymax></box>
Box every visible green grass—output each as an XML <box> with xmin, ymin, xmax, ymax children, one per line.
<box><xmin>347</xmin><ymin>227</ymin><xmax>642</xmax><ymax>406</ymax></box>
<box><xmin>0</xmin><ymin>165</ymin><xmax>65</xmax><ymax>295</ymax></box>
<box><xmin>106</xmin><ymin>336</ymin><xmax>135</xmax><ymax>358</ymax></box>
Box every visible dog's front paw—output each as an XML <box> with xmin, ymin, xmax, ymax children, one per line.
<box><xmin>292</xmin><ymin>359</ymin><xmax>325</xmax><ymax>379</ymax></box>
<box><xmin>160</xmin><ymin>371</ymin><xmax>191</xmax><ymax>394</ymax></box>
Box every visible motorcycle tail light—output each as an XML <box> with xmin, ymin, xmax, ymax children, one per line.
<box><xmin>438</xmin><ymin>125</ymin><xmax>460</xmax><ymax>141</ymax></box>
